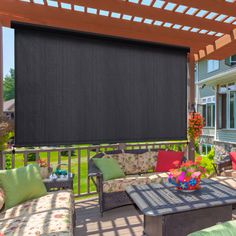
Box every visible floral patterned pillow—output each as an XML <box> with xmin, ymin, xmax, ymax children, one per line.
<box><xmin>0</xmin><ymin>188</ymin><xmax>5</xmax><ymax>211</ymax></box>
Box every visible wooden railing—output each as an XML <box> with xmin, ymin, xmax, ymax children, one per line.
<box><xmin>1</xmin><ymin>141</ymin><xmax>188</xmax><ymax>197</ymax></box>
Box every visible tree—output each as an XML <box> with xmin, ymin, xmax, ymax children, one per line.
<box><xmin>3</xmin><ymin>69</ymin><xmax>15</xmax><ymax>101</ymax></box>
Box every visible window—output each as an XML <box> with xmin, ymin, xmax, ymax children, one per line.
<box><xmin>201</xmin><ymin>144</ymin><xmax>213</xmax><ymax>155</ymax></box>
<box><xmin>202</xmin><ymin>103</ymin><xmax>215</xmax><ymax>127</ymax></box>
<box><xmin>207</xmin><ymin>60</ymin><xmax>219</xmax><ymax>73</ymax></box>
<box><xmin>230</xmin><ymin>91</ymin><xmax>236</xmax><ymax>128</ymax></box>
<box><xmin>218</xmin><ymin>83</ymin><xmax>236</xmax><ymax>129</ymax></box>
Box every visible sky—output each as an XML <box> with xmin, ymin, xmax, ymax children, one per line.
<box><xmin>3</xmin><ymin>27</ymin><xmax>15</xmax><ymax>77</ymax></box>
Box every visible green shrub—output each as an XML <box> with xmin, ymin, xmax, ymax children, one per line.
<box><xmin>27</xmin><ymin>153</ymin><xmax>36</xmax><ymax>162</ymax></box>
<box><xmin>5</xmin><ymin>154</ymin><xmax>12</xmax><ymax>170</ymax></box>
<box><xmin>61</xmin><ymin>150</ymin><xmax>76</xmax><ymax>156</ymax></box>
<box><xmin>206</xmin><ymin>148</ymin><xmax>214</xmax><ymax>160</ymax></box>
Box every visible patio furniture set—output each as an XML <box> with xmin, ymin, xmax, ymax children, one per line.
<box><xmin>89</xmin><ymin>149</ymin><xmax>236</xmax><ymax>236</ymax></box>
<box><xmin>1</xmin><ymin>149</ymin><xmax>236</xmax><ymax>235</ymax></box>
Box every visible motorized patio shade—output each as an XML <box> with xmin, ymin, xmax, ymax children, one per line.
<box><xmin>14</xmin><ymin>23</ymin><xmax>188</xmax><ymax>146</ymax></box>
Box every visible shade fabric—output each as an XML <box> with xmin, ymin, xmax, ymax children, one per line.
<box><xmin>14</xmin><ymin>23</ymin><xmax>188</xmax><ymax>146</ymax></box>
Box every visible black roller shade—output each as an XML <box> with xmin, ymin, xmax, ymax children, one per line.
<box><xmin>14</xmin><ymin>23</ymin><xmax>189</xmax><ymax>146</ymax></box>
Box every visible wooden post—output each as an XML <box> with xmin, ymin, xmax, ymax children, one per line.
<box><xmin>0</xmin><ymin>25</ymin><xmax>3</xmax><ymax>170</ymax></box>
<box><xmin>187</xmin><ymin>54</ymin><xmax>195</xmax><ymax>161</ymax></box>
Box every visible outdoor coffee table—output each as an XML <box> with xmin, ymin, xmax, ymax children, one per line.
<box><xmin>43</xmin><ymin>174</ymin><xmax>74</xmax><ymax>192</ymax></box>
<box><xmin>126</xmin><ymin>179</ymin><xmax>236</xmax><ymax>236</ymax></box>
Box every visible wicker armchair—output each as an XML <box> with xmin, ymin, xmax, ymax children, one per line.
<box><xmin>214</xmin><ymin>156</ymin><xmax>232</xmax><ymax>176</ymax></box>
<box><xmin>88</xmin><ymin>150</ymin><xmax>137</xmax><ymax>215</ymax></box>
<box><xmin>88</xmin><ymin>149</ymin><xmax>186</xmax><ymax>215</ymax></box>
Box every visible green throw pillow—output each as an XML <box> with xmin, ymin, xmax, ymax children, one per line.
<box><xmin>188</xmin><ymin>220</ymin><xmax>236</xmax><ymax>236</ymax></box>
<box><xmin>93</xmin><ymin>158</ymin><xmax>125</xmax><ymax>181</ymax></box>
<box><xmin>0</xmin><ymin>164</ymin><xmax>47</xmax><ymax>209</ymax></box>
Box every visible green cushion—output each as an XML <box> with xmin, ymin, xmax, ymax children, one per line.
<box><xmin>93</xmin><ymin>158</ymin><xmax>125</xmax><ymax>181</ymax></box>
<box><xmin>188</xmin><ymin>220</ymin><xmax>236</xmax><ymax>236</ymax></box>
<box><xmin>0</xmin><ymin>164</ymin><xmax>47</xmax><ymax>209</ymax></box>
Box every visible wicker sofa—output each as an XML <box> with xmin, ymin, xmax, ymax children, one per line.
<box><xmin>0</xmin><ymin>190</ymin><xmax>76</xmax><ymax>235</ymax></box>
<box><xmin>89</xmin><ymin>149</ymin><xmax>185</xmax><ymax>215</ymax></box>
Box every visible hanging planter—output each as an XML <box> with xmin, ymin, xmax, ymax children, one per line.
<box><xmin>188</xmin><ymin>112</ymin><xmax>205</xmax><ymax>140</ymax></box>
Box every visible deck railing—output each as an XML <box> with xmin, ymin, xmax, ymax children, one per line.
<box><xmin>1</xmin><ymin>141</ymin><xmax>188</xmax><ymax>197</ymax></box>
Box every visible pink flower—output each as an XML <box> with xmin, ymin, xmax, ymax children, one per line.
<box><xmin>191</xmin><ymin>171</ymin><xmax>201</xmax><ymax>178</ymax></box>
<box><xmin>178</xmin><ymin>172</ymin><xmax>186</xmax><ymax>182</ymax></box>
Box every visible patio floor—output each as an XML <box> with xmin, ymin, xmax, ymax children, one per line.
<box><xmin>75</xmin><ymin>197</ymin><xmax>236</xmax><ymax>236</ymax></box>
<box><xmin>75</xmin><ymin>197</ymin><xmax>143</xmax><ymax>236</ymax></box>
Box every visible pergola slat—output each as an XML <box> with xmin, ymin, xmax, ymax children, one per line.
<box><xmin>0</xmin><ymin>0</ymin><xmax>218</xmax><ymax>53</ymax></box>
<box><xmin>169</xmin><ymin>0</ymin><xmax>236</xmax><ymax>18</ymax></box>
<box><xmin>55</xmin><ymin>0</ymin><xmax>233</xmax><ymax>34</ymax></box>
<box><xmin>195</xmin><ymin>28</ymin><xmax>236</xmax><ymax>60</ymax></box>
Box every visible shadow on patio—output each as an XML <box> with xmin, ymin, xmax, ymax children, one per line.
<box><xmin>75</xmin><ymin>197</ymin><xmax>143</xmax><ymax>236</ymax></box>
<box><xmin>75</xmin><ymin>196</ymin><xmax>236</xmax><ymax>236</ymax></box>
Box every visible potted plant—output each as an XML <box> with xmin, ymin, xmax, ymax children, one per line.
<box><xmin>168</xmin><ymin>157</ymin><xmax>206</xmax><ymax>192</ymax></box>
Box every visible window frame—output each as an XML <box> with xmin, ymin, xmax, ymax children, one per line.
<box><xmin>207</xmin><ymin>60</ymin><xmax>220</xmax><ymax>73</ymax></box>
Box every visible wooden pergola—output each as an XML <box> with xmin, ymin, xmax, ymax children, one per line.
<box><xmin>1</xmin><ymin>0</ymin><xmax>236</xmax><ymax>158</ymax></box>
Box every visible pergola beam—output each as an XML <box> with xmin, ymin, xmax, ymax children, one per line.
<box><xmin>0</xmin><ymin>1</ymin><xmax>217</xmax><ymax>53</ymax></box>
<box><xmin>195</xmin><ymin>28</ymin><xmax>236</xmax><ymax>60</ymax></box>
<box><xmin>55</xmin><ymin>0</ymin><xmax>233</xmax><ymax>34</ymax></box>
<box><xmin>169</xmin><ymin>0</ymin><xmax>236</xmax><ymax>18</ymax></box>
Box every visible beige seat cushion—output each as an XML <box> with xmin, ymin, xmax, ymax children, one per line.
<box><xmin>0</xmin><ymin>208</ymin><xmax>73</xmax><ymax>236</ymax></box>
<box><xmin>0</xmin><ymin>190</ymin><xmax>73</xmax><ymax>221</ymax></box>
<box><xmin>138</xmin><ymin>152</ymin><xmax>157</xmax><ymax>173</ymax></box>
<box><xmin>103</xmin><ymin>175</ymin><xmax>147</xmax><ymax>193</ymax></box>
<box><xmin>103</xmin><ymin>173</ymin><xmax>167</xmax><ymax>193</ymax></box>
<box><xmin>122</xmin><ymin>153</ymin><xmax>140</xmax><ymax>174</ymax></box>
<box><xmin>220</xmin><ymin>169</ymin><xmax>236</xmax><ymax>178</ymax></box>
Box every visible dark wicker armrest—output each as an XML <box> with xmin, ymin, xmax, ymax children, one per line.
<box><xmin>214</xmin><ymin>157</ymin><xmax>232</xmax><ymax>176</ymax></box>
<box><xmin>88</xmin><ymin>159</ymin><xmax>102</xmax><ymax>177</ymax></box>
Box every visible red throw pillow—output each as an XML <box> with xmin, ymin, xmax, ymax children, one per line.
<box><xmin>155</xmin><ymin>150</ymin><xmax>184</xmax><ymax>172</ymax></box>
<box><xmin>229</xmin><ymin>152</ymin><xmax>236</xmax><ymax>170</ymax></box>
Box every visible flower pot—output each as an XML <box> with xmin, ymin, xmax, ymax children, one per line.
<box><xmin>40</xmin><ymin>167</ymin><xmax>51</xmax><ymax>179</ymax></box>
<box><xmin>169</xmin><ymin>176</ymin><xmax>201</xmax><ymax>192</ymax></box>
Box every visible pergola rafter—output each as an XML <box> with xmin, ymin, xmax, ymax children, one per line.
<box><xmin>0</xmin><ymin>0</ymin><xmax>236</xmax><ymax>61</ymax></box>
<box><xmin>0</xmin><ymin>0</ymin><xmax>219</xmax><ymax>53</ymax></box>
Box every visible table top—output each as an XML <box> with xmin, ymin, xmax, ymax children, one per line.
<box><xmin>126</xmin><ymin>179</ymin><xmax>236</xmax><ymax>217</ymax></box>
<box><xmin>43</xmin><ymin>174</ymin><xmax>74</xmax><ymax>183</ymax></box>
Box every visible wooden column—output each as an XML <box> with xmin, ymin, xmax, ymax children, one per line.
<box><xmin>187</xmin><ymin>54</ymin><xmax>195</xmax><ymax>161</ymax></box>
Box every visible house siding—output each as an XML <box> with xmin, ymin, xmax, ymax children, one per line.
<box><xmin>216</xmin><ymin>130</ymin><xmax>236</xmax><ymax>144</ymax></box>
<box><xmin>198</xmin><ymin>59</ymin><xmax>235</xmax><ymax>81</ymax></box>
<box><xmin>196</xmin><ymin>57</ymin><xmax>236</xmax><ymax>156</ymax></box>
